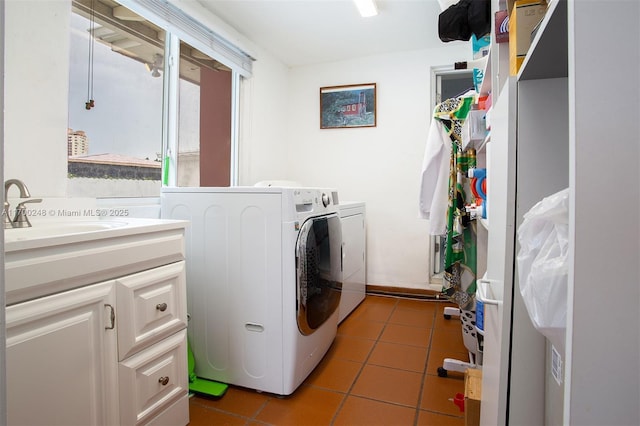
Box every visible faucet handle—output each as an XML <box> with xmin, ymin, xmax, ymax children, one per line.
<box><xmin>3</xmin><ymin>201</ymin><xmax>13</xmax><ymax>229</ymax></box>
<box><xmin>12</xmin><ymin>198</ymin><xmax>42</xmax><ymax>228</ymax></box>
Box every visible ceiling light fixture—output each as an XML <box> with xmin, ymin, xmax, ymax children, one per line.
<box><xmin>354</xmin><ymin>0</ymin><xmax>378</xmax><ymax>17</ymax></box>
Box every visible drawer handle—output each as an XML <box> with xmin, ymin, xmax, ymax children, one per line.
<box><xmin>156</xmin><ymin>303</ymin><xmax>168</xmax><ymax>312</ymax></box>
<box><xmin>158</xmin><ymin>376</ymin><xmax>170</xmax><ymax>386</ymax></box>
<box><xmin>105</xmin><ymin>304</ymin><xmax>115</xmax><ymax>330</ymax></box>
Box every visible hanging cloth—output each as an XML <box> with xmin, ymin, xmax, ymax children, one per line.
<box><xmin>419</xmin><ymin>112</ymin><xmax>453</xmax><ymax>235</ymax></box>
<box><xmin>419</xmin><ymin>92</ymin><xmax>475</xmax><ymax>234</ymax></box>
<box><xmin>434</xmin><ymin>96</ymin><xmax>477</xmax><ymax>310</ymax></box>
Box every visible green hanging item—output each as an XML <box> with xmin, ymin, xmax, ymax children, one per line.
<box><xmin>188</xmin><ymin>340</ymin><xmax>228</xmax><ymax>397</ymax></box>
<box><xmin>162</xmin><ymin>154</ymin><xmax>170</xmax><ymax>186</ymax></box>
<box><xmin>434</xmin><ymin>95</ymin><xmax>477</xmax><ymax>310</ymax></box>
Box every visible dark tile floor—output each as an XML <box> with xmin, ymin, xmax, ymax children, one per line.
<box><xmin>188</xmin><ymin>295</ymin><xmax>469</xmax><ymax>425</ymax></box>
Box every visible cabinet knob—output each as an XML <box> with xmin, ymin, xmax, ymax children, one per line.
<box><xmin>158</xmin><ymin>376</ymin><xmax>170</xmax><ymax>386</ymax></box>
<box><xmin>156</xmin><ymin>303</ymin><xmax>168</xmax><ymax>312</ymax></box>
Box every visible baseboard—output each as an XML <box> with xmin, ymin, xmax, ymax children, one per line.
<box><xmin>365</xmin><ymin>284</ymin><xmax>446</xmax><ymax>300</ymax></box>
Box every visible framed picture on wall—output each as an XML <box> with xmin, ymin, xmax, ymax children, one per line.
<box><xmin>320</xmin><ymin>83</ymin><xmax>377</xmax><ymax>129</ymax></box>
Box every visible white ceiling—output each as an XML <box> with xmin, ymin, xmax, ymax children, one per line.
<box><xmin>197</xmin><ymin>0</ymin><xmax>449</xmax><ymax>67</ymax></box>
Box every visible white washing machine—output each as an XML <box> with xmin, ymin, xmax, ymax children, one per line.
<box><xmin>161</xmin><ymin>186</ymin><xmax>342</xmax><ymax>395</ymax></box>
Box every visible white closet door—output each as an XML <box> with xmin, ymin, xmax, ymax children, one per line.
<box><xmin>480</xmin><ymin>78</ymin><xmax>517</xmax><ymax>426</ymax></box>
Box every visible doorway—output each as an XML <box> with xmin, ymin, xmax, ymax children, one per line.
<box><xmin>428</xmin><ymin>66</ymin><xmax>474</xmax><ymax>284</ymax></box>
<box><xmin>431</xmin><ymin>65</ymin><xmax>474</xmax><ymax>109</ymax></box>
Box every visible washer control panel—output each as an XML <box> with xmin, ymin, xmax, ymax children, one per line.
<box><xmin>291</xmin><ymin>188</ymin><xmax>338</xmax><ymax>218</ymax></box>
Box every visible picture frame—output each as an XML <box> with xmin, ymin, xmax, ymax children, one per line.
<box><xmin>320</xmin><ymin>83</ymin><xmax>376</xmax><ymax>129</ymax></box>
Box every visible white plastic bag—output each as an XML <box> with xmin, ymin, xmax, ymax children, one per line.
<box><xmin>516</xmin><ymin>188</ymin><xmax>569</xmax><ymax>348</ymax></box>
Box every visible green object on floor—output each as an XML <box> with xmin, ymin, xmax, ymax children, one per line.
<box><xmin>188</xmin><ymin>340</ymin><xmax>228</xmax><ymax>397</ymax></box>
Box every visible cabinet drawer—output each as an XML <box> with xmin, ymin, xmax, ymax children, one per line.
<box><xmin>117</xmin><ymin>262</ymin><xmax>187</xmax><ymax>360</ymax></box>
<box><xmin>119</xmin><ymin>329</ymin><xmax>188</xmax><ymax>426</ymax></box>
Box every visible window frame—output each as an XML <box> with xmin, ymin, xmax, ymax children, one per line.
<box><xmin>118</xmin><ymin>0</ymin><xmax>254</xmax><ymax>188</ymax></box>
<box><xmin>71</xmin><ymin>0</ymin><xmax>250</xmax><ymax>193</ymax></box>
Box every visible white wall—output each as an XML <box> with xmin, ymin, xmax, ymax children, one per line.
<box><xmin>283</xmin><ymin>46</ymin><xmax>468</xmax><ymax>288</ymax></box>
<box><xmin>4</xmin><ymin>0</ymin><xmax>70</xmax><ymax>197</ymax></box>
<box><xmin>67</xmin><ymin>178</ymin><xmax>160</xmax><ymax>198</ymax></box>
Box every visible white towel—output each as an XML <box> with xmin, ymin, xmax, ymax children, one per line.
<box><xmin>418</xmin><ymin>117</ymin><xmax>451</xmax><ymax>236</ymax></box>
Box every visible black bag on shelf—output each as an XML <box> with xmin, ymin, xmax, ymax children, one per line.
<box><xmin>438</xmin><ymin>0</ymin><xmax>490</xmax><ymax>42</ymax></box>
<box><xmin>468</xmin><ymin>0</ymin><xmax>491</xmax><ymax>39</ymax></box>
<box><xmin>438</xmin><ymin>0</ymin><xmax>472</xmax><ymax>42</ymax></box>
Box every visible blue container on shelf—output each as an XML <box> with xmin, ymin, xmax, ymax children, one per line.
<box><xmin>476</xmin><ymin>298</ymin><xmax>484</xmax><ymax>331</ymax></box>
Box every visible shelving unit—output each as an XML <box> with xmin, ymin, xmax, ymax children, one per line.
<box><xmin>480</xmin><ymin>0</ymin><xmax>568</xmax><ymax>423</ymax></box>
<box><xmin>480</xmin><ymin>0</ymin><xmax>640</xmax><ymax>424</ymax></box>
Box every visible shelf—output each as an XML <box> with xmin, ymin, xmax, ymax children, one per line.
<box><xmin>475</xmin><ymin>133</ymin><xmax>490</xmax><ymax>153</ymax></box>
<box><xmin>518</xmin><ymin>0</ymin><xmax>568</xmax><ymax>81</ymax></box>
<box><xmin>479</xmin><ymin>49</ymin><xmax>492</xmax><ymax>95</ymax></box>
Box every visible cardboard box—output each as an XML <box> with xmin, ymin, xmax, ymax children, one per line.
<box><xmin>509</xmin><ymin>0</ymin><xmax>548</xmax><ymax>75</ymax></box>
<box><xmin>465</xmin><ymin>368</ymin><xmax>482</xmax><ymax>426</ymax></box>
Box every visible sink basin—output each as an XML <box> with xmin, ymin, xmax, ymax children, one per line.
<box><xmin>4</xmin><ymin>220</ymin><xmax>128</xmax><ymax>242</ymax></box>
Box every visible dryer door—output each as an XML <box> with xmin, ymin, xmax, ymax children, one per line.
<box><xmin>296</xmin><ymin>213</ymin><xmax>342</xmax><ymax>335</ymax></box>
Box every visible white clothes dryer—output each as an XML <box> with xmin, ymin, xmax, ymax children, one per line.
<box><xmin>338</xmin><ymin>202</ymin><xmax>366</xmax><ymax>323</ymax></box>
<box><xmin>161</xmin><ymin>186</ymin><xmax>342</xmax><ymax>395</ymax></box>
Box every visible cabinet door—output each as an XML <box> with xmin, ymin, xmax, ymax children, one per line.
<box><xmin>6</xmin><ymin>281</ymin><xmax>119</xmax><ymax>426</ymax></box>
<box><xmin>116</xmin><ymin>261</ymin><xmax>188</xmax><ymax>360</ymax></box>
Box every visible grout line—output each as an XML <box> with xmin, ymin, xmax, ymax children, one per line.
<box><xmin>247</xmin><ymin>393</ymin><xmax>273</xmax><ymax>424</ymax></box>
<box><xmin>414</xmin><ymin>301</ymin><xmax>437</xmax><ymax>426</ymax></box>
<box><xmin>328</xmin><ymin>296</ymin><xmax>398</xmax><ymax>425</ymax></box>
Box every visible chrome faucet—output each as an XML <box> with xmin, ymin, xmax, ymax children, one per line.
<box><xmin>4</xmin><ymin>179</ymin><xmax>42</xmax><ymax>229</ymax></box>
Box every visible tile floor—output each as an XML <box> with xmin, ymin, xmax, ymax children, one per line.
<box><xmin>188</xmin><ymin>294</ymin><xmax>470</xmax><ymax>425</ymax></box>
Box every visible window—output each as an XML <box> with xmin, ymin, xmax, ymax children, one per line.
<box><xmin>67</xmin><ymin>0</ymin><xmax>247</xmax><ymax>197</ymax></box>
<box><xmin>175</xmin><ymin>41</ymin><xmax>233</xmax><ymax>187</ymax></box>
<box><xmin>67</xmin><ymin>4</ymin><xmax>165</xmax><ymax>197</ymax></box>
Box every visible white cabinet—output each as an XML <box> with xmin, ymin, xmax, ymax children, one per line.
<box><xmin>481</xmin><ymin>1</ymin><xmax>566</xmax><ymax>424</ymax></box>
<box><xmin>6</xmin><ymin>281</ymin><xmax>119</xmax><ymax>426</ymax></box>
<box><xmin>5</xmin><ymin>222</ymin><xmax>189</xmax><ymax>426</ymax></box>
<box><xmin>482</xmin><ymin>0</ymin><xmax>640</xmax><ymax>424</ymax></box>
